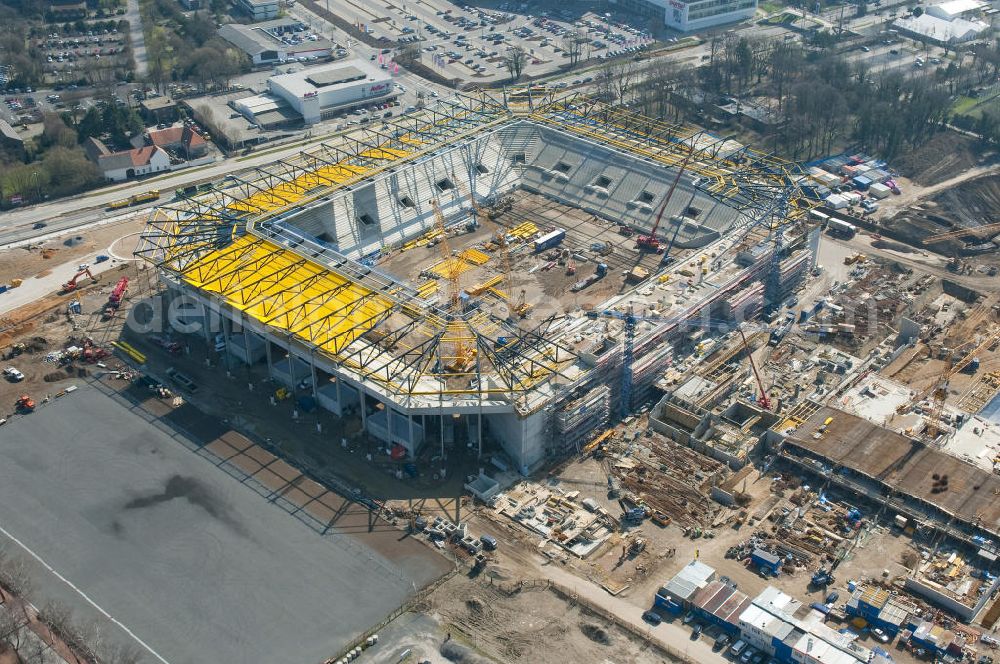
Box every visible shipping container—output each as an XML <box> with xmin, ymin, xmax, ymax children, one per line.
<box><xmin>828</xmin><ymin>219</ymin><xmax>856</xmax><ymax>237</ymax></box>
<box><xmin>869</xmin><ymin>183</ymin><xmax>891</xmax><ymax>199</ymax></box>
<box><xmin>533</xmin><ymin>228</ymin><xmax>566</xmax><ymax>252</ymax></box>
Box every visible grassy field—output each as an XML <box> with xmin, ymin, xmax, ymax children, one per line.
<box><xmin>951</xmin><ymin>84</ymin><xmax>1000</xmax><ymax>121</ymax></box>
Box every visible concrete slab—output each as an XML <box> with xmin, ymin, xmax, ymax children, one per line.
<box><xmin>0</xmin><ymin>383</ymin><xmax>449</xmax><ymax>664</ymax></box>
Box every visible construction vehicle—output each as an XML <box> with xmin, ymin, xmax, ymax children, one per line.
<box><xmin>106</xmin><ymin>190</ymin><xmax>160</xmax><ymax>211</ymax></box>
<box><xmin>15</xmin><ymin>395</ymin><xmax>35</xmax><ymax>412</ymax></box>
<box><xmin>811</xmin><ymin>567</ymin><xmax>835</xmax><ymax>588</ymax></box>
<box><xmin>61</xmin><ymin>267</ymin><xmax>95</xmax><ymax>293</ymax></box>
<box><xmin>275</xmin><ymin>387</ymin><xmax>292</xmax><ymax>401</ymax></box>
<box><xmin>565</xmin><ymin>260</ymin><xmax>576</xmax><ymax>276</ymax></box>
<box><xmin>99</xmin><ymin>276</ymin><xmax>129</xmax><ymax>320</ymax></box>
<box><xmin>109</xmin><ymin>276</ymin><xmax>128</xmax><ymax>308</ymax></box>
<box><xmin>636</xmin><ymin>150</ymin><xmax>694</xmax><ymax>252</ymax></box>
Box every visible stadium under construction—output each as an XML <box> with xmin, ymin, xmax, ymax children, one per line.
<box><xmin>135</xmin><ymin>91</ymin><xmax>819</xmax><ymax>472</ymax></box>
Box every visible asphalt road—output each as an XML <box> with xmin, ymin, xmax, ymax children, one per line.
<box><xmin>124</xmin><ymin>0</ymin><xmax>148</xmax><ymax>78</ymax></box>
<box><xmin>0</xmin><ymin>383</ymin><xmax>443</xmax><ymax>664</ymax></box>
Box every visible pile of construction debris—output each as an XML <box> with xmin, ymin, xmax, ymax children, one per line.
<box><xmin>609</xmin><ymin>430</ymin><xmax>727</xmax><ymax>530</ymax></box>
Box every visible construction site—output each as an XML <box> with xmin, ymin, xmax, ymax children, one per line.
<box><xmin>8</xmin><ymin>89</ymin><xmax>1000</xmax><ymax>664</ymax></box>
<box><xmin>131</xmin><ymin>91</ymin><xmax>819</xmax><ymax>474</ymax></box>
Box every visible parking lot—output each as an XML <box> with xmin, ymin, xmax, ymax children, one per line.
<box><xmin>320</xmin><ymin>0</ymin><xmax>653</xmax><ymax>82</ymax></box>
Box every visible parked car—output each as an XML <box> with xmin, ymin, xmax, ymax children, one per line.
<box><xmin>740</xmin><ymin>647</ymin><xmax>756</xmax><ymax>664</ymax></box>
<box><xmin>730</xmin><ymin>639</ymin><xmax>747</xmax><ymax>658</ymax></box>
<box><xmin>714</xmin><ymin>634</ymin><xmax>731</xmax><ymax>651</ymax></box>
<box><xmin>641</xmin><ymin>610</ymin><xmax>662</xmax><ymax>626</ymax></box>
<box><xmin>691</xmin><ymin>623</ymin><xmax>703</xmax><ymax>640</ymax></box>
<box><xmin>872</xmin><ymin>628</ymin><xmax>890</xmax><ymax>643</ymax></box>
<box><xmin>825</xmin><ymin>591</ymin><xmax>840</xmax><ymax>604</ymax></box>
<box><xmin>3</xmin><ymin>367</ymin><xmax>24</xmax><ymax>382</ymax></box>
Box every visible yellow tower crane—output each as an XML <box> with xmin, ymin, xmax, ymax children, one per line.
<box><xmin>454</xmin><ymin>176</ymin><xmax>527</xmax><ymax>318</ymax></box>
<box><xmin>431</xmin><ymin>199</ymin><xmax>477</xmax><ymax>372</ymax></box>
<box><xmin>430</xmin><ymin>199</ymin><xmax>461</xmax><ymax>308</ymax></box>
<box><xmin>920</xmin><ymin>328</ymin><xmax>1000</xmax><ymax>439</ymax></box>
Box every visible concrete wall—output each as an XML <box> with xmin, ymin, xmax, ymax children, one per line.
<box><xmin>903</xmin><ymin>576</ymin><xmax>996</xmax><ymax>621</ymax></box>
<box><xmin>487</xmin><ymin>409</ymin><xmax>547</xmax><ymax>474</ymax></box>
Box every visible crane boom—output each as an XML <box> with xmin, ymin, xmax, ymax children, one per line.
<box><xmin>739</xmin><ymin>327</ymin><xmax>771</xmax><ymax>409</ymax></box>
<box><xmin>637</xmin><ymin>150</ymin><xmax>696</xmax><ymax>252</ymax></box>
<box><xmin>923</xmin><ymin>221</ymin><xmax>1000</xmax><ymax>245</ymax></box>
<box><xmin>920</xmin><ymin>328</ymin><xmax>1000</xmax><ymax>437</ymax></box>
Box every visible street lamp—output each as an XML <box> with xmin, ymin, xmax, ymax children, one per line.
<box><xmin>31</xmin><ymin>171</ymin><xmax>39</xmax><ymax>202</ymax></box>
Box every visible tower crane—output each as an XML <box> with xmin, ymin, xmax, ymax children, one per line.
<box><xmin>738</xmin><ymin>326</ymin><xmax>771</xmax><ymax>410</ymax></box>
<box><xmin>915</xmin><ymin>328</ymin><xmax>1000</xmax><ymax>439</ymax></box>
<box><xmin>430</xmin><ymin>199</ymin><xmax>461</xmax><ymax>309</ymax></box>
<box><xmin>586</xmin><ymin>307</ymin><xmax>769</xmax><ymax>419</ymax></box>
<box><xmin>430</xmin><ymin>199</ymin><xmax>475</xmax><ymax>372</ymax></box>
<box><xmin>453</xmin><ymin>174</ymin><xmax>527</xmax><ymax>317</ymax></box>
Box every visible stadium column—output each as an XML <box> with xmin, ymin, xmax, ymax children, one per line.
<box><xmin>309</xmin><ymin>349</ymin><xmax>318</xmax><ymax>397</ymax></box>
<box><xmin>386</xmin><ymin>400</ymin><xmax>395</xmax><ymax>452</ymax></box>
<box><xmin>408</xmin><ymin>414</ymin><xmax>415</xmax><ymax>455</ymax></box>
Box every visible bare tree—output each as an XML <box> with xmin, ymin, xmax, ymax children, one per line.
<box><xmin>502</xmin><ymin>45</ymin><xmax>528</xmax><ymax>81</ymax></box>
<box><xmin>0</xmin><ymin>604</ymin><xmax>29</xmax><ymax>652</ymax></box>
<box><xmin>596</xmin><ymin>61</ymin><xmax>637</xmax><ymax>105</ymax></box>
<box><xmin>101</xmin><ymin>641</ymin><xmax>146</xmax><ymax>664</ymax></box>
<box><xmin>563</xmin><ymin>32</ymin><xmax>583</xmax><ymax>67</ymax></box>
<box><xmin>0</xmin><ymin>548</ymin><xmax>34</xmax><ymax>599</ymax></box>
<box><xmin>18</xmin><ymin>635</ymin><xmax>49</xmax><ymax>664</ymax></box>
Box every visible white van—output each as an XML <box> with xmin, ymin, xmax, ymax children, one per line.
<box><xmin>730</xmin><ymin>639</ymin><xmax>748</xmax><ymax>657</ymax></box>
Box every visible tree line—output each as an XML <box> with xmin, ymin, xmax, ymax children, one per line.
<box><xmin>611</xmin><ymin>32</ymin><xmax>1000</xmax><ymax>160</ymax></box>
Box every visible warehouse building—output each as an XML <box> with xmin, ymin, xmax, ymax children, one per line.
<box><xmin>655</xmin><ymin>559</ymin><xmax>717</xmax><ymax>610</ymax></box>
<box><xmin>218</xmin><ymin>19</ymin><xmax>333</xmax><ymax>66</ymax></box>
<box><xmin>616</xmin><ymin>0</ymin><xmax>758</xmax><ymax>32</ymax></box>
<box><xmin>234</xmin><ymin>60</ymin><xmax>395</xmax><ymax>125</ymax></box>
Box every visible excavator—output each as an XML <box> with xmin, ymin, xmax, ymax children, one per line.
<box><xmin>61</xmin><ymin>267</ymin><xmax>95</xmax><ymax>293</ymax></box>
<box><xmin>15</xmin><ymin>395</ymin><xmax>35</xmax><ymax>413</ymax></box>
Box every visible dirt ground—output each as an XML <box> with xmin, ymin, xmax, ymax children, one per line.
<box><xmin>885</xmin><ymin>172</ymin><xmax>1000</xmax><ymax>253</ymax></box>
<box><xmin>425</xmin><ymin>573</ymin><xmax>670</xmax><ymax>664</ymax></box>
<box><xmin>893</xmin><ymin>131</ymin><xmax>998</xmax><ymax>187</ymax></box>
<box><xmin>0</xmin><ymin>214</ymin><xmax>147</xmax><ymax>286</ymax></box>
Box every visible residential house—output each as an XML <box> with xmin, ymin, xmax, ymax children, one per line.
<box><xmin>132</xmin><ymin>126</ymin><xmax>208</xmax><ymax>160</ymax></box>
<box><xmin>84</xmin><ymin>137</ymin><xmax>170</xmax><ymax>182</ymax></box>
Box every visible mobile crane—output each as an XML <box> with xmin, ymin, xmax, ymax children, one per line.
<box><xmin>636</xmin><ymin>151</ymin><xmax>695</xmax><ymax>253</ymax></box>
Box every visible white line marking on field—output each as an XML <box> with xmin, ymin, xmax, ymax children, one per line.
<box><xmin>0</xmin><ymin>523</ymin><xmax>171</xmax><ymax>664</ymax></box>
